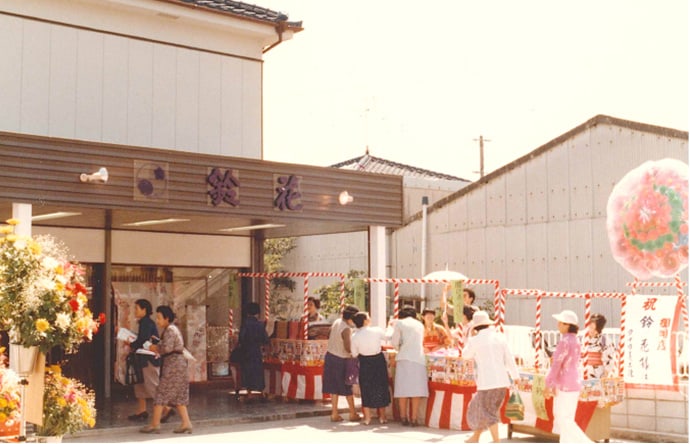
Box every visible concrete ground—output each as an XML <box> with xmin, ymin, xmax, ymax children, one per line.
<box><xmin>54</xmin><ymin>383</ymin><xmax>640</xmax><ymax>443</ymax></box>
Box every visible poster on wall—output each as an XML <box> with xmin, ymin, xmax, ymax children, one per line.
<box><xmin>623</xmin><ymin>294</ymin><xmax>682</xmax><ymax>390</ymax></box>
<box><xmin>186</xmin><ymin>304</ymin><xmax>208</xmax><ymax>382</ymax></box>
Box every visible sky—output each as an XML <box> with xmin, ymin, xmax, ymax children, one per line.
<box><xmin>259</xmin><ymin>0</ymin><xmax>688</xmax><ymax>180</ymax></box>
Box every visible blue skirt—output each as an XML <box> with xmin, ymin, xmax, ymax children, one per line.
<box><xmin>358</xmin><ymin>353</ymin><xmax>391</xmax><ymax>408</ymax></box>
<box><xmin>322</xmin><ymin>352</ymin><xmax>353</xmax><ymax>396</ymax></box>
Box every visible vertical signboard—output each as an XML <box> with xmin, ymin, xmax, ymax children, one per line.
<box><xmin>623</xmin><ymin>295</ymin><xmax>681</xmax><ymax>390</ymax></box>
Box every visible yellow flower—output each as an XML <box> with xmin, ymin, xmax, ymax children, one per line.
<box><xmin>0</xmin><ymin>398</ymin><xmax>7</xmax><ymax>408</ymax></box>
<box><xmin>35</xmin><ymin>318</ymin><xmax>50</xmax><ymax>332</ymax></box>
<box><xmin>49</xmin><ymin>365</ymin><xmax>62</xmax><ymax>375</ymax></box>
<box><xmin>5</xmin><ymin>218</ymin><xmax>19</xmax><ymax>226</ymax></box>
<box><xmin>57</xmin><ymin>397</ymin><xmax>67</xmax><ymax>407</ymax></box>
<box><xmin>0</xmin><ymin>225</ymin><xmax>12</xmax><ymax>234</ymax></box>
<box><xmin>0</xmin><ymin>413</ymin><xmax>6</xmax><ymax>423</ymax></box>
<box><xmin>5</xmin><ymin>234</ymin><xmax>16</xmax><ymax>242</ymax></box>
<box><xmin>29</xmin><ymin>239</ymin><xmax>41</xmax><ymax>255</ymax></box>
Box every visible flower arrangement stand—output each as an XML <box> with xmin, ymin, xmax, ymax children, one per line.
<box><xmin>9</xmin><ymin>343</ymin><xmax>39</xmax><ymax>441</ymax></box>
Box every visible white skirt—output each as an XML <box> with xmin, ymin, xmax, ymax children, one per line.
<box><xmin>393</xmin><ymin>360</ymin><xmax>429</xmax><ymax>398</ymax></box>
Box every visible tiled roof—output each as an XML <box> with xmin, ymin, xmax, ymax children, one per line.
<box><xmin>173</xmin><ymin>0</ymin><xmax>303</xmax><ymax>29</ymax></box>
<box><xmin>331</xmin><ymin>151</ymin><xmax>469</xmax><ymax>182</ymax></box>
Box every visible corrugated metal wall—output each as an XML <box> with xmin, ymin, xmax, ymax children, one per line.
<box><xmin>392</xmin><ymin>119</ymin><xmax>689</xmax><ymax>328</ymax></box>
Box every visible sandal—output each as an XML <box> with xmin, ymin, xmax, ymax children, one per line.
<box><xmin>160</xmin><ymin>408</ymin><xmax>175</xmax><ymax>423</ymax></box>
<box><xmin>379</xmin><ymin>417</ymin><xmax>388</xmax><ymax>424</ymax></box>
<box><xmin>349</xmin><ymin>413</ymin><xmax>363</xmax><ymax>421</ymax></box>
<box><xmin>330</xmin><ymin>415</ymin><xmax>343</xmax><ymax>422</ymax></box>
<box><xmin>139</xmin><ymin>425</ymin><xmax>160</xmax><ymax>434</ymax></box>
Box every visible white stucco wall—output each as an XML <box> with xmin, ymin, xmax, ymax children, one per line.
<box><xmin>0</xmin><ymin>1</ymin><xmax>264</xmax><ymax>158</ymax></box>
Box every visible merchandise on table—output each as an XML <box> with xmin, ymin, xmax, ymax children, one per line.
<box><xmin>263</xmin><ymin>338</ymin><xmax>328</xmax><ymax>366</ymax></box>
<box><xmin>426</xmin><ymin>349</ymin><xmax>476</xmax><ymax>386</ymax></box>
<box><xmin>517</xmin><ymin>371</ymin><xmax>624</xmax><ymax>407</ymax></box>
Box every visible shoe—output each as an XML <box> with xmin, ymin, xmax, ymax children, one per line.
<box><xmin>139</xmin><ymin>425</ymin><xmax>160</xmax><ymax>434</ymax></box>
<box><xmin>379</xmin><ymin>417</ymin><xmax>388</xmax><ymax>424</ymax></box>
<box><xmin>173</xmin><ymin>426</ymin><xmax>193</xmax><ymax>434</ymax></box>
<box><xmin>330</xmin><ymin>415</ymin><xmax>343</xmax><ymax>422</ymax></box>
<box><xmin>361</xmin><ymin>418</ymin><xmax>371</xmax><ymax>425</ymax></box>
<box><xmin>401</xmin><ymin>418</ymin><xmax>410</xmax><ymax>426</ymax></box>
<box><xmin>161</xmin><ymin>408</ymin><xmax>175</xmax><ymax>423</ymax></box>
<box><xmin>410</xmin><ymin>420</ymin><xmax>419</xmax><ymax>427</ymax></box>
<box><xmin>128</xmin><ymin>411</ymin><xmax>149</xmax><ymax>421</ymax></box>
<box><xmin>349</xmin><ymin>413</ymin><xmax>363</xmax><ymax>421</ymax></box>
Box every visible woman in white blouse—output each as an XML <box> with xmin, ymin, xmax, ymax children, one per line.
<box><xmin>391</xmin><ymin>305</ymin><xmax>428</xmax><ymax>427</ymax></box>
<box><xmin>351</xmin><ymin>311</ymin><xmax>391</xmax><ymax>425</ymax></box>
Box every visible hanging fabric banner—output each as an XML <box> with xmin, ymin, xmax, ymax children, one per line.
<box><xmin>623</xmin><ymin>294</ymin><xmax>681</xmax><ymax>390</ymax></box>
<box><xmin>450</xmin><ymin>281</ymin><xmax>464</xmax><ymax>324</ymax></box>
<box><xmin>353</xmin><ymin>278</ymin><xmax>366</xmax><ymax>311</ymax></box>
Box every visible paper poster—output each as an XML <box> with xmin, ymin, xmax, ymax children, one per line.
<box><xmin>531</xmin><ymin>373</ymin><xmax>549</xmax><ymax>420</ymax></box>
<box><xmin>450</xmin><ymin>280</ymin><xmax>464</xmax><ymax>324</ymax></box>
<box><xmin>623</xmin><ymin>294</ymin><xmax>681</xmax><ymax>390</ymax></box>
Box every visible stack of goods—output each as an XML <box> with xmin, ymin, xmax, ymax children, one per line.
<box><xmin>581</xmin><ymin>377</ymin><xmax>625</xmax><ymax>407</ymax></box>
<box><xmin>426</xmin><ymin>349</ymin><xmax>476</xmax><ymax>385</ymax></box>
<box><xmin>517</xmin><ymin>372</ymin><xmax>624</xmax><ymax>407</ymax></box>
<box><xmin>264</xmin><ymin>339</ymin><xmax>328</xmax><ymax>366</ymax></box>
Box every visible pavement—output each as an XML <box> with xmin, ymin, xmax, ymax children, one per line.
<box><xmin>52</xmin><ymin>383</ymin><xmax>640</xmax><ymax>443</ymax></box>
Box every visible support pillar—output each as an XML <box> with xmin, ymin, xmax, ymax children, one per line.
<box><xmin>369</xmin><ymin>225</ymin><xmax>387</xmax><ymax>328</ymax></box>
<box><xmin>12</xmin><ymin>203</ymin><xmax>32</xmax><ymax>236</ymax></box>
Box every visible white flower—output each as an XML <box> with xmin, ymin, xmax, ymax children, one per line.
<box><xmin>55</xmin><ymin>313</ymin><xmax>71</xmax><ymax>331</ymax></box>
<box><xmin>42</xmin><ymin>256</ymin><xmax>59</xmax><ymax>272</ymax></box>
<box><xmin>37</xmin><ymin>276</ymin><xmax>56</xmax><ymax>292</ymax></box>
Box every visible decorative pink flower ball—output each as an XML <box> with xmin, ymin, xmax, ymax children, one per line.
<box><xmin>606</xmin><ymin>158</ymin><xmax>688</xmax><ymax>279</ymax></box>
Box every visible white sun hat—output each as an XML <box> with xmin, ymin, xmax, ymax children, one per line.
<box><xmin>553</xmin><ymin>310</ymin><xmax>579</xmax><ymax>326</ymax></box>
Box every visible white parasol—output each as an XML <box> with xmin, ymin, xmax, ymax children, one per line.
<box><xmin>423</xmin><ymin>268</ymin><xmax>467</xmax><ymax>281</ymax></box>
<box><xmin>423</xmin><ymin>268</ymin><xmax>467</xmax><ymax>316</ymax></box>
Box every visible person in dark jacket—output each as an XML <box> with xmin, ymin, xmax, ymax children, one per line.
<box><xmin>128</xmin><ymin>299</ymin><xmax>172</xmax><ymax>422</ymax></box>
<box><xmin>239</xmin><ymin>302</ymin><xmax>269</xmax><ymax>403</ymax></box>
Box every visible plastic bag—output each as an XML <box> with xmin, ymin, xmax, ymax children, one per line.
<box><xmin>505</xmin><ymin>389</ymin><xmax>524</xmax><ymax>421</ymax></box>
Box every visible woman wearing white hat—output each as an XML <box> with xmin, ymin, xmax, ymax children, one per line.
<box><xmin>462</xmin><ymin>310</ymin><xmax>520</xmax><ymax>443</ymax></box>
<box><xmin>545</xmin><ymin>310</ymin><xmax>592</xmax><ymax>443</ymax></box>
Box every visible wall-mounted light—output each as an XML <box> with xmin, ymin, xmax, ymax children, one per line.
<box><xmin>123</xmin><ymin>218</ymin><xmax>190</xmax><ymax>227</ymax></box>
<box><xmin>338</xmin><ymin>191</ymin><xmax>354</xmax><ymax>205</ymax></box>
<box><xmin>80</xmin><ymin>167</ymin><xmax>109</xmax><ymax>183</ymax></box>
<box><xmin>219</xmin><ymin>223</ymin><xmax>286</xmax><ymax>233</ymax></box>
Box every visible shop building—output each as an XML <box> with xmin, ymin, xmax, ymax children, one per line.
<box><xmin>0</xmin><ymin>0</ymin><xmax>402</xmax><ymax>398</ymax></box>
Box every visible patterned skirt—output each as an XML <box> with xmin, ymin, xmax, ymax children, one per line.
<box><xmin>467</xmin><ymin>387</ymin><xmax>507</xmax><ymax>431</ymax></box>
<box><xmin>358</xmin><ymin>353</ymin><xmax>391</xmax><ymax>408</ymax></box>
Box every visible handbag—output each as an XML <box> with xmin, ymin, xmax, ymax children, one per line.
<box><xmin>505</xmin><ymin>389</ymin><xmax>525</xmax><ymax>421</ymax></box>
<box><xmin>344</xmin><ymin>357</ymin><xmax>359</xmax><ymax>385</ymax></box>
<box><xmin>125</xmin><ymin>352</ymin><xmax>143</xmax><ymax>385</ymax></box>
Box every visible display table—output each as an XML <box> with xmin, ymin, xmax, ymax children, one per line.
<box><xmin>504</xmin><ymin>389</ymin><xmax>608</xmax><ymax>442</ymax></box>
<box><xmin>281</xmin><ymin>362</ymin><xmax>325</xmax><ymax>400</ymax></box>
<box><xmin>425</xmin><ymin>381</ymin><xmax>476</xmax><ymax>430</ymax></box>
<box><xmin>263</xmin><ymin>361</ymin><xmax>283</xmax><ymax>398</ymax></box>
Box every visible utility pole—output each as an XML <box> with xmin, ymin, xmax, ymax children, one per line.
<box><xmin>473</xmin><ymin>135</ymin><xmax>491</xmax><ymax>179</ymax></box>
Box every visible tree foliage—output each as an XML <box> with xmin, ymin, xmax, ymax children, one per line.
<box><xmin>313</xmin><ymin>270</ymin><xmax>369</xmax><ymax>318</ymax></box>
<box><xmin>263</xmin><ymin>238</ymin><xmax>298</xmax><ymax>319</ymax></box>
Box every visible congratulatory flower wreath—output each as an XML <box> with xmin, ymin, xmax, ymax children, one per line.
<box><xmin>0</xmin><ymin>219</ymin><xmax>105</xmax><ymax>354</ymax></box>
<box><xmin>38</xmin><ymin>365</ymin><xmax>96</xmax><ymax>436</ymax></box>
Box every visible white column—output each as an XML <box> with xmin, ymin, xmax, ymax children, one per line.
<box><xmin>12</xmin><ymin>203</ymin><xmax>32</xmax><ymax>236</ymax></box>
<box><xmin>369</xmin><ymin>225</ymin><xmax>387</xmax><ymax>328</ymax></box>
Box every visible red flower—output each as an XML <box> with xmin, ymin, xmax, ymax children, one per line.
<box><xmin>68</xmin><ymin>299</ymin><xmax>80</xmax><ymax>312</ymax></box>
<box><xmin>98</xmin><ymin>313</ymin><xmax>106</xmax><ymax>324</ymax></box>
